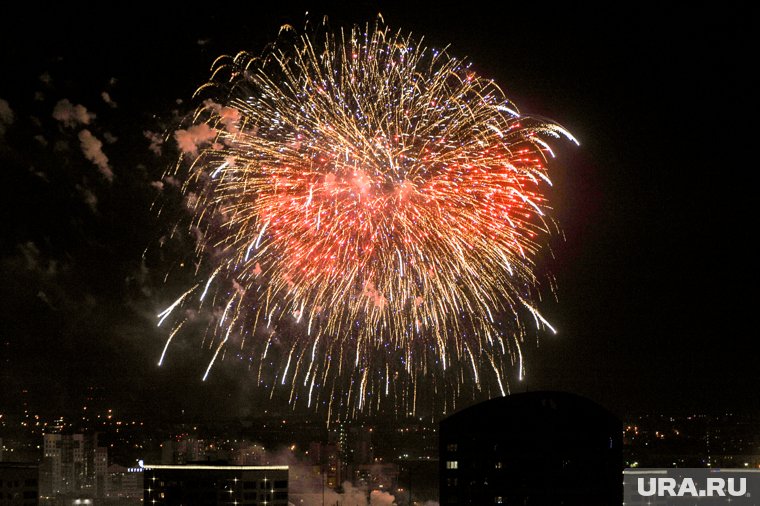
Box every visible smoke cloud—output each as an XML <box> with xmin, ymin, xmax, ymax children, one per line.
<box><xmin>78</xmin><ymin>129</ymin><xmax>113</xmax><ymax>182</ymax></box>
<box><xmin>0</xmin><ymin>98</ymin><xmax>13</xmax><ymax>136</ymax></box>
<box><xmin>101</xmin><ymin>91</ymin><xmax>118</xmax><ymax>108</ymax></box>
<box><xmin>232</xmin><ymin>445</ymin><xmax>408</xmax><ymax>506</ymax></box>
<box><xmin>174</xmin><ymin>124</ymin><xmax>215</xmax><ymax>154</ymax></box>
<box><xmin>144</xmin><ymin>130</ymin><xmax>164</xmax><ymax>155</ymax></box>
<box><xmin>53</xmin><ymin>99</ymin><xmax>95</xmax><ymax>127</ymax></box>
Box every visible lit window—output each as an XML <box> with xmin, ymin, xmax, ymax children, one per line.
<box><xmin>446</xmin><ymin>443</ymin><xmax>457</xmax><ymax>452</ymax></box>
<box><xmin>494</xmin><ymin>462</ymin><xmax>502</xmax><ymax>469</ymax></box>
<box><xmin>495</xmin><ymin>496</ymin><xmax>503</xmax><ymax>504</ymax></box>
<box><xmin>446</xmin><ymin>460</ymin><xmax>458</xmax><ymax>469</ymax></box>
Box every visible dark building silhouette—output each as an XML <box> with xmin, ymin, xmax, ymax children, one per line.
<box><xmin>0</xmin><ymin>462</ymin><xmax>38</xmax><ymax>506</ymax></box>
<box><xmin>143</xmin><ymin>462</ymin><xmax>288</xmax><ymax>505</ymax></box>
<box><xmin>439</xmin><ymin>391</ymin><xmax>622</xmax><ymax>505</ymax></box>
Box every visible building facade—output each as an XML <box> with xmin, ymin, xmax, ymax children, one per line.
<box><xmin>104</xmin><ymin>464</ymin><xmax>143</xmax><ymax>504</ymax></box>
<box><xmin>439</xmin><ymin>391</ymin><xmax>622</xmax><ymax>505</ymax></box>
<box><xmin>0</xmin><ymin>462</ymin><xmax>38</xmax><ymax>506</ymax></box>
<box><xmin>142</xmin><ymin>463</ymin><xmax>288</xmax><ymax>506</ymax></box>
<box><xmin>40</xmin><ymin>433</ymin><xmax>107</xmax><ymax>501</ymax></box>
<box><xmin>160</xmin><ymin>439</ymin><xmax>206</xmax><ymax>465</ymax></box>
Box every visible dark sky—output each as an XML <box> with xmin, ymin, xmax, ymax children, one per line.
<box><xmin>0</xmin><ymin>2</ymin><xmax>753</xmax><ymax>420</ymax></box>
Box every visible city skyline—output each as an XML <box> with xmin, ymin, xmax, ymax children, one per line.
<box><xmin>5</xmin><ymin>394</ymin><xmax>760</xmax><ymax>505</ymax></box>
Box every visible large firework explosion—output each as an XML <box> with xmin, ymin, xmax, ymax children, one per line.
<box><xmin>157</xmin><ymin>19</ymin><xmax>577</xmax><ymax>418</ymax></box>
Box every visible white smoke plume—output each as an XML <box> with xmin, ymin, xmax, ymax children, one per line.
<box><xmin>144</xmin><ymin>130</ymin><xmax>164</xmax><ymax>155</ymax></box>
<box><xmin>174</xmin><ymin>123</ymin><xmax>215</xmax><ymax>154</ymax></box>
<box><xmin>53</xmin><ymin>99</ymin><xmax>95</xmax><ymax>127</ymax></box>
<box><xmin>232</xmin><ymin>445</ymin><xmax>404</xmax><ymax>506</ymax></box>
<box><xmin>203</xmin><ymin>99</ymin><xmax>241</xmax><ymax>133</ymax></box>
<box><xmin>101</xmin><ymin>91</ymin><xmax>118</xmax><ymax>108</ymax></box>
<box><xmin>78</xmin><ymin>129</ymin><xmax>113</xmax><ymax>182</ymax></box>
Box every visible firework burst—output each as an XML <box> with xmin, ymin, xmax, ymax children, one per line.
<box><xmin>157</xmin><ymin>19</ymin><xmax>577</xmax><ymax>418</ymax></box>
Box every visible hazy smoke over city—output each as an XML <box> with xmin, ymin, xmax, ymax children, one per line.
<box><xmin>255</xmin><ymin>446</ymin><xmax>438</xmax><ymax>506</ymax></box>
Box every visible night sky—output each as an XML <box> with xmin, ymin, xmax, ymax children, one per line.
<box><xmin>0</xmin><ymin>2</ymin><xmax>753</xmax><ymax>419</ymax></box>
